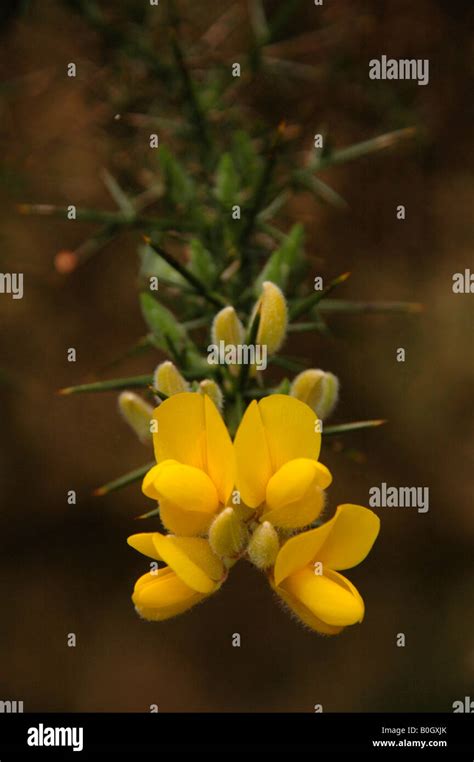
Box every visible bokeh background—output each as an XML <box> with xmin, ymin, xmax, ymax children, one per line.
<box><xmin>0</xmin><ymin>0</ymin><xmax>473</xmax><ymax>712</ymax></box>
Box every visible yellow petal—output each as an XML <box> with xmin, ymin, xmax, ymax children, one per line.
<box><xmin>270</xmin><ymin>576</ymin><xmax>342</xmax><ymax>635</ymax></box>
<box><xmin>234</xmin><ymin>397</ymin><xmax>322</xmax><ymax>510</ymax></box>
<box><xmin>151</xmin><ymin>393</ymin><xmax>234</xmax><ymax>505</ymax></box>
<box><xmin>152</xmin><ymin>534</ymin><xmax>224</xmax><ymax>594</ymax></box>
<box><xmin>145</xmin><ymin>460</ymin><xmax>220</xmax><ymax>536</ymax></box>
<box><xmin>127</xmin><ymin>533</ymin><xmax>163</xmax><ymax>561</ymax></box>
<box><xmin>142</xmin><ymin>460</ymin><xmax>177</xmax><ymax>500</ymax></box>
<box><xmin>274</xmin><ymin>522</ymin><xmax>334</xmax><ymax>587</ymax></box>
<box><xmin>132</xmin><ymin>567</ymin><xmax>205</xmax><ymax>621</ymax></box>
<box><xmin>159</xmin><ymin>501</ymin><xmax>216</xmax><ymax>536</ymax></box>
<box><xmin>317</xmin><ymin>504</ymin><xmax>380</xmax><ymax>571</ymax></box>
<box><xmin>274</xmin><ymin>504</ymin><xmax>380</xmax><ymax>585</ymax></box>
<box><xmin>151</xmin><ymin>461</ymin><xmax>219</xmax><ymax>515</ymax></box>
<box><xmin>263</xmin><ymin>458</ymin><xmax>331</xmax><ymax>528</ymax></box>
<box><xmin>234</xmin><ymin>400</ymin><xmax>272</xmax><ymax>508</ymax></box>
<box><xmin>203</xmin><ymin>394</ymin><xmax>235</xmax><ymax>504</ymax></box>
<box><xmin>152</xmin><ymin>393</ymin><xmax>206</xmax><ymax>469</ymax></box>
<box><xmin>281</xmin><ymin>566</ymin><xmax>364</xmax><ymax>626</ymax></box>
<box><xmin>258</xmin><ymin>395</ymin><xmax>321</xmax><ymax>470</ymax></box>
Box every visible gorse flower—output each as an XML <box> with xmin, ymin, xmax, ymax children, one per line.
<box><xmin>234</xmin><ymin>394</ymin><xmax>332</xmax><ymax>529</ymax></box>
<box><xmin>128</xmin><ymin>533</ymin><xmax>226</xmax><ymax>621</ymax></box>
<box><xmin>29</xmin><ymin>2</ymin><xmax>415</xmax><ymax>644</ymax></box>
<box><xmin>141</xmin><ymin>393</ymin><xmax>234</xmax><ymax>536</ymax></box>
<box><xmin>272</xmin><ymin>504</ymin><xmax>380</xmax><ymax>634</ymax></box>
<box><xmin>128</xmin><ymin>392</ymin><xmax>380</xmax><ymax>634</ymax></box>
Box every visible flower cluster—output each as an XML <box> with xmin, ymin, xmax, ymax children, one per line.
<box><xmin>127</xmin><ymin>391</ymin><xmax>380</xmax><ymax>634</ymax></box>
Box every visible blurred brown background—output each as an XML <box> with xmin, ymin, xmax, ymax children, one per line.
<box><xmin>0</xmin><ymin>0</ymin><xmax>473</xmax><ymax>712</ymax></box>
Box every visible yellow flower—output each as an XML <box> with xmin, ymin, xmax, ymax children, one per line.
<box><xmin>128</xmin><ymin>532</ymin><xmax>225</xmax><ymax>621</ymax></box>
<box><xmin>142</xmin><ymin>392</ymin><xmax>234</xmax><ymax>536</ymax></box>
<box><xmin>233</xmin><ymin>394</ymin><xmax>332</xmax><ymax>529</ymax></box>
<box><xmin>272</xmin><ymin>504</ymin><xmax>380</xmax><ymax>634</ymax></box>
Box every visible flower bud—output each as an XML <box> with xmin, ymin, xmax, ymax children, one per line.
<box><xmin>118</xmin><ymin>392</ymin><xmax>153</xmax><ymax>443</ymax></box>
<box><xmin>154</xmin><ymin>361</ymin><xmax>189</xmax><ymax>397</ymax></box>
<box><xmin>211</xmin><ymin>306</ymin><xmax>245</xmax><ymax>377</ymax></box>
<box><xmin>254</xmin><ymin>281</ymin><xmax>287</xmax><ymax>356</ymax></box>
<box><xmin>212</xmin><ymin>305</ymin><xmax>245</xmax><ymax>346</ymax></box>
<box><xmin>209</xmin><ymin>507</ymin><xmax>249</xmax><ymax>559</ymax></box>
<box><xmin>247</xmin><ymin>521</ymin><xmax>280</xmax><ymax>570</ymax></box>
<box><xmin>198</xmin><ymin>379</ymin><xmax>224</xmax><ymax>411</ymax></box>
<box><xmin>290</xmin><ymin>369</ymin><xmax>339</xmax><ymax>420</ymax></box>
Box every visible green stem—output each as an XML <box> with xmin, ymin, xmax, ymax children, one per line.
<box><xmin>168</xmin><ymin>1</ymin><xmax>213</xmax><ymax>161</ymax></box>
<box><xmin>239</xmin><ymin>127</ymin><xmax>282</xmax><ymax>269</ymax></box>
<box><xmin>318</xmin><ymin>299</ymin><xmax>423</xmax><ymax>314</ymax></box>
<box><xmin>313</xmin><ymin>128</ymin><xmax>416</xmax><ymax>171</ymax></box>
<box><xmin>289</xmin><ymin>271</ymin><xmax>350</xmax><ymax>320</ymax></box>
<box><xmin>238</xmin><ymin>310</ymin><xmax>261</xmax><ymax>392</ymax></box>
<box><xmin>94</xmin><ymin>462</ymin><xmax>154</xmax><ymax>496</ymax></box>
<box><xmin>323</xmin><ymin>420</ymin><xmax>386</xmax><ymax>436</ymax></box>
<box><xmin>18</xmin><ymin>204</ymin><xmax>195</xmax><ymax>231</ymax></box>
<box><xmin>68</xmin><ymin>0</ymin><xmax>170</xmax><ymax>78</ymax></box>
<box><xmin>145</xmin><ymin>237</ymin><xmax>226</xmax><ymax>309</ymax></box>
<box><xmin>59</xmin><ymin>375</ymin><xmax>152</xmax><ymax>395</ymax></box>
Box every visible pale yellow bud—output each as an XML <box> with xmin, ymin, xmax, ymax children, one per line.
<box><xmin>247</xmin><ymin>521</ymin><xmax>280</xmax><ymax>570</ymax></box>
<box><xmin>198</xmin><ymin>379</ymin><xmax>224</xmax><ymax>411</ymax></box>
<box><xmin>211</xmin><ymin>305</ymin><xmax>245</xmax><ymax>346</ymax></box>
<box><xmin>211</xmin><ymin>306</ymin><xmax>245</xmax><ymax>376</ymax></box>
<box><xmin>290</xmin><ymin>369</ymin><xmax>339</xmax><ymax>420</ymax></box>
<box><xmin>209</xmin><ymin>507</ymin><xmax>249</xmax><ymax>559</ymax></box>
<box><xmin>254</xmin><ymin>281</ymin><xmax>288</xmax><ymax>355</ymax></box>
<box><xmin>118</xmin><ymin>392</ymin><xmax>153</xmax><ymax>443</ymax></box>
<box><xmin>153</xmin><ymin>361</ymin><xmax>189</xmax><ymax>397</ymax></box>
